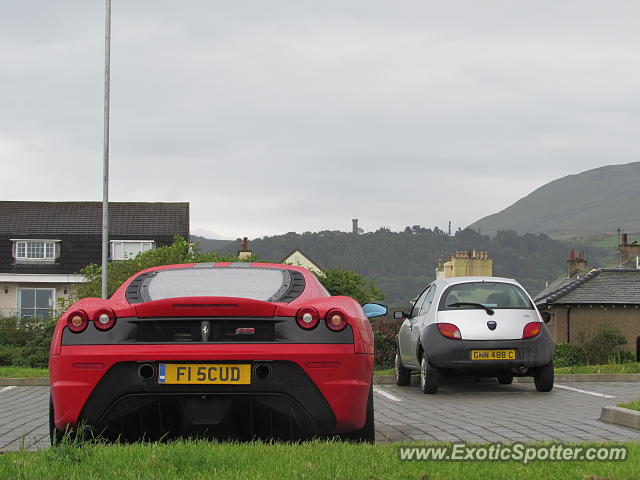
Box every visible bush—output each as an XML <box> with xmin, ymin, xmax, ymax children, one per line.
<box><xmin>608</xmin><ymin>350</ymin><xmax>636</xmax><ymax>364</ymax></box>
<box><xmin>577</xmin><ymin>323</ymin><xmax>628</xmax><ymax>365</ymax></box>
<box><xmin>553</xmin><ymin>342</ymin><xmax>581</xmax><ymax>367</ymax></box>
<box><xmin>0</xmin><ymin>317</ymin><xmax>55</xmax><ymax>369</ymax></box>
<box><xmin>371</xmin><ymin>317</ymin><xmax>403</xmax><ymax>369</ymax></box>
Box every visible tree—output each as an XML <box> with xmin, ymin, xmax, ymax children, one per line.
<box><xmin>315</xmin><ymin>266</ymin><xmax>384</xmax><ymax>304</ymax></box>
<box><xmin>78</xmin><ymin>236</ymin><xmax>248</xmax><ymax>299</ymax></box>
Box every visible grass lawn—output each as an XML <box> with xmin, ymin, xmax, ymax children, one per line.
<box><xmin>617</xmin><ymin>400</ymin><xmax>640</xmax><ymax>412</ymax></box>
<box><xmin>0</xmin><ymin>440</ymin><xmax>637</xmax><ymax>480</ymax></box>
<box><xmin>555</xmin><ymin>363</ymin><xmax>640</xmax><ymax>375</ymax></box>
<box><xmin>374</xmin><ymin>363</ymin><xmax>640</xmax><ymax>377</ymax></box>
<box><xmin>0</xmin><ymin>366</ymin><xmax>49</xmax><ymax>378</ymax></box>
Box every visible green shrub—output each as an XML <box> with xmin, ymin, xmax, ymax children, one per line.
<box><xmin>0</xmin><ymin>317</ymin><xmax>55</xmax><ymax>368</ymax></box>
<box><xmin>553</xmin><ymin>342</ymin><xmax>581</xmax><ymax>367</ymax></box>
<box><xmin>577</xmin><ymin>323</ymin><xmax>628</xmax><ymax>365</ymax></box>
<box><xmin>608</xmin><ymin>350</ymin><xmax>636</xmax><ymax>364</ymax></box>
<box><xmin>0</xmin><ymin>345</ymin><xmax>16</xmax><ymax>366</ymax></box>
<box><xmin>371</xmin><ymin>316</ymin><xmax>403</xmax><ymax>369</ymax></box>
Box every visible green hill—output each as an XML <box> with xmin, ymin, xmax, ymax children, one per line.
<box><xmin>468</xmin><ymin>162</ymin><xmax>640</xmax><ymax>238</ymax></box>
<box><xmin>216</xmin><ymin>228</ymin><xmax>613</xmax><ymax>305</ymax></box>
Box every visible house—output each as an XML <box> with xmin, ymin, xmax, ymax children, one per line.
<box><xmin>534</xmin><ymin>248</ymin><xmax>640</xmax><ymax>359</ymax></box>
<box><xmin>0</xmin><ymin>201</ymin><xmax>189</xmax><ymax>319</ymax></box>
<box><xmin>281</xmin><ymin>249</ymin><xmax>324</xmax><ymax>276</ymax></box>
<box><xmin>435</xmin><ymin>250</ymin><xmax>493</xmax><ymax>279</ymax></box>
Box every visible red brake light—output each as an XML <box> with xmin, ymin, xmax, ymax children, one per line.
<box><xmin>94</xmin><ymin>308</ymin><xmax>117</xmax><ymax>331</ymax></box>
<box><xmin>523</xmin><ymin>322</ymin><xmax>541</xmax><ymax>339</ymax></box>
<box><xmin>66</xmin><ymin>310</ymin><xmax>89</xmax><ymax>333</ymax></box>
<box><xmin>437</xmin><ymin>322</ymin><xmax>462</xmax><ymax>340</ymax></box>
<box><xmin>296</xmin><ymin>307</ymin><xmax>319</xmax><ymax>329</ymax></box>
<box><xmin>325</xmin><ymin>309</ymin><xmax>348</xmax><ymax>332</ymax></box>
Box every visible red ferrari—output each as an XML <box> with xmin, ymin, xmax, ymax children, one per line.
<box><xmin>49</xmin><ymin>262</ymin><xmax>387</xmax><ymax>443</ymax></box>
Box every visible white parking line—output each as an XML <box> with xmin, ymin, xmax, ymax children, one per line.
<box><xmin>0</xmin><ymin>386</ymin><xmax>17</xmax><ymax>393</ymax></box>
<box><xmin>373</xmin><ymin>386</ymin><xmax>402</xmax><ymax>402</ymax></box>
<box><xmin>554</xmin><ymin>384</ymin><xmax>615</xmax><ymax>398</ymax></box>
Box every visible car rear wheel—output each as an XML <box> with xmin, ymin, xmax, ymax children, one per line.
<box><xmin>534</xmin><ymin>362</ymin><xmax>554</xmax><ymax>392</ymax></box>
<box><xmin>395</xmin><ymin>350</ymin><xmax>411</xmax><ymax>386</ymax></box>
<box><xmin>420</xmin><ymin>355</ymin><xmax>439</xmax><ymax>394</ymax></box>
<box><xmin>338</xmin><ymin>382</ymin><xmax>375</xmax><ymax>443</ymax></box>
<box><xmin>49</xmin><ymin>395</ymin><xmax>66</xmax><ymax>445</ymax></box>
<box><xmin>497</xmin><ymin>375</ymin><xmax>514</xmax><ymax>385</ymax></box>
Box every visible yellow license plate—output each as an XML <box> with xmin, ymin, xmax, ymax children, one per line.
<box><xmin>470</xmin><ymin>350</ymin><xmax>516</xmax><ymax>360</ymax></box>
<box><xmin>158</xmin><ymin>363</ymin><xmax>251</xmax><ymax>385</ymax></box>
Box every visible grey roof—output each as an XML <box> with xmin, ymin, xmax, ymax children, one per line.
<box><xmin>0</xmin><ymin>201</ymin><xmax>189</xmax><ymax>236</ymax></box>
<box><xmin>535</xmin><ymin>268</ymin><xmax>640</xmax><ymax>305</ymax></box>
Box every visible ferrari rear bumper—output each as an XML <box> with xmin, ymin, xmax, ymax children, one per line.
<box><xmin>50</xmin><ymin>344</ymin><xmax>373</xmax><ymax>439</ymax></box>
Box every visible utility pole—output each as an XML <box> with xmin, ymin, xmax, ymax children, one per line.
<box><xmin>101</xmin><ymin>0</ymin><xmax>112</xmax><ymax>299</ymax></box>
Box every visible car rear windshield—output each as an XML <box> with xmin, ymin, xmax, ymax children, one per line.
<box><xmin>126</xmin><ymin>266</ymin><xmax>306</xmax><ymax>304</ymax></box>
<box><xmin>438</xmin><ymin>282</ymin><xmax>533</xmax><ymax>311</ymax></box>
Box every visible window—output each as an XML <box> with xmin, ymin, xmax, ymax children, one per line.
<box><xmin>144</xmin><ymin>267</ymin><xmax>297</xmax><ymax>302</ymax></box>
<box><xmin>439</xmin><ymin>282</ymin><xmax>533</xmax><ymax>311</ymax></box>
<box><xmin>110</xmin><ymin>240</ymin><xmax>155</xmax><ymax>260</ymax></box>
<box><xmin>410</xmin><ymin>285</ymin><xmax>433</xmax><ymax>318</ymax></box>
<box><xmin>13</xmin><ymin>240</ymin><xmax>58</xmax><ymax>261</ymax></box>
<box><xmin>18</xmin><ymin>288</ymin><xmax>55</xmax><ymax>320</ymax></box>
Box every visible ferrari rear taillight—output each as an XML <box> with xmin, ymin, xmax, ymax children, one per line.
<box><xmin>522</xmin><ymin>321</ymin><xmax>541</xmax><ymax>339</ymax></box>
<box><xmin>296</xmin><ymin>307</ymin><xmax>320</xmax><ymax>329</ymax></box>
<box><xmin>325</xmin><ymin>309</ymin><xmax>348</xmax><ymax>332</ymax></box>
<box><xmin>93</xmin><ymin>308</ymin><xmax>117</xmax><ymax>331</ymax></box>
<box><xmin>437</xmin><ymin>322</ymin><xmax>462</xmax><ymax>340</ymax></box>
<box><xmin>66</xmin><ymin>310</ymin><xmax>89</xmax><ymax>333</ymax></box>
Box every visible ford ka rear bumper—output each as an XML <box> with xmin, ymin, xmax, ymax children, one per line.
<box><xmin>421</xmin><ymin>324</ymin><xmax>554</xmax><ymax>373</ymax></box>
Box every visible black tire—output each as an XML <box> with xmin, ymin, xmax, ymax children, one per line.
<box><xmin>534</xmin><ymin>362</ymin><xmax>554</xmax><ymax>392</ymax></box>
<box><xmin>339</xmin><ymin>382</ymin><xmax>375</xmax><ymax>443</ymax></box>
<box><xmin>395</xmin><ymin>349</ymin><xmax>411</xmax><ymax>386</ymax></box>
<box><xmin>497</xmin><ymin>375</ymin><xmax>514</xmax><ymax>385</ymax></box>
<box><xmin>420</xmin><ymin>355</ymin><xmax>439</xmax><ymax>394</ymax></box>
<box><xmin>49</xmin><ymin>395</ymin><xmax>66</xmax><ymax>446</ymax></box>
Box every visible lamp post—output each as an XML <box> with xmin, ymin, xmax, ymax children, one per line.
<box><xmin>101</xmin><ymin>0</ymin><xmax>111</xmax><ymax>299</ymax></box>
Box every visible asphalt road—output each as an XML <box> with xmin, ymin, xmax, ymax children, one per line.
<box><xmin>2</xmin><ymin>380</ymin><xmax>640</xmax><ymax>450</ymax></box>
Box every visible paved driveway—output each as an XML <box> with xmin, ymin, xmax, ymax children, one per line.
<box><xmin>1</xmin><ymin>381</ymin><xmax>640</xmax><ymax>450</ymax></box>
<box><xmin>374</xmin><ymin>380</ymin><xmax>640</xmax><ymax>443</ymax></box>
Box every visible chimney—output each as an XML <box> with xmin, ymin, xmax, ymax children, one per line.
<box><xmin>618</xmin><ymin>232</ymin><xmax>640</xmax><ymax>265</ymax></box>
<box><xmin>237</xmin><ymin>237</ymin><xmax>252</xmax><ymax>259</ymax></box>
<box><xmin>567</xmin><ymin>249</ymin><xmax>587</xmax><ymax>278</ymax></box>
<box><xmin>352</xmin><ymin>219</ymin><xmax>359</xmax><ymax>234</ymax></box>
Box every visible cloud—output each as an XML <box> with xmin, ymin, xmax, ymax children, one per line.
<box><xmin>2</xmin><ymin>1</ymin><xmax>640</xmax><ymax>238</ymax></box>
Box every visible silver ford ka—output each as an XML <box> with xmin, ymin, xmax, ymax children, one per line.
<box><xmin>394</xmin><ymin>277</ymin><xmax>554</xmax><ymax>394</ymax></box>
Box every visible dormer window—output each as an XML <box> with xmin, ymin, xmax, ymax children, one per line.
<box><xmin>12</xmin><ymin>239</ymin><xmax>60</xmax><ymax>263</ymax></box>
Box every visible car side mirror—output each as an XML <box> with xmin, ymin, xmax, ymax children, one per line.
<box><xmin>541</xmin><ymin>311</ymin><xmax>552</xmax><ymax>324</ymax></box>
<box><xmin>393</xmin><ymin>311</ymin><xmax>408</xmax><ymax>319</ymax></box>
<box><xmin>361</xmin><ymin>303</ymin><xmax>388</xmax><ymax>319</ymax></box>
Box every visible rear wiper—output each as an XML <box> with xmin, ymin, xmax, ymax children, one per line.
<box><xmin>446</xmin><ymin>302</ymin><xmax>495</xmax><ymax>316</ymax></box>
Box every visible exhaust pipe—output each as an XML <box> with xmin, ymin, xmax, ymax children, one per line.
<box><xmin>254</xmin><ymin>363</ymin><xmax>272</xmax><ymax>380</ymax></box>
<box><xmin>511</xmin><ymin>366</ymin><xmax>528</xmax><ymax>375</ymax></box>
<box><xmin>138</xmin><ymin>363</ymin><xmax>156</xmax><ymax>381</ymax></box>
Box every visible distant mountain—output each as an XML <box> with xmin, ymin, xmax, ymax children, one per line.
<box><xmin>216</xmin><ymin>228</ymin><xmax>613</xmax><ymax>305</ymax></box>
<box><xmin>190</xmin><ymin>235</ymin><xmax>234</xmax><ymax>253</ymax></box>
<box><xmin>468</xmin><ymin>162</ymin><xmax>640</xmax><ymax>238</ymax></box>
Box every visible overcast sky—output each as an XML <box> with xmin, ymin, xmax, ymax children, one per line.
<box><xmin>2</xmin><ymin>1</ymin><xmax>640</xmax><ymax>239</ymax></box>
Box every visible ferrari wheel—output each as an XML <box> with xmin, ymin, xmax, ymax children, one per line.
<box><xmin>49</xmin><ymin>395</ymin><xmax>66</xmax><ymax>445</ymax></box>
<box><xmin>338</xmin><ymin>383</ymin><xmax>375</xmax><ymax>443</ymax></box>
